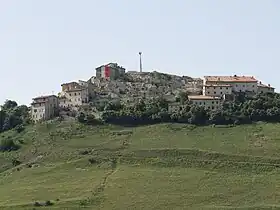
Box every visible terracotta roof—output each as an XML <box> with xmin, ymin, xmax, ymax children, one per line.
<box><xmin>188</xmin><ymin>95</ymin><xmax>221</xmax><ymax>100</ymax></box>
<box><xmin>32</xmin><ymin>95</ymin><xmax>56</xmax><ymax>100</ymax></box>
<box><xmin>204</xmin><ymin>75</ymin><xmax>257</xmax><ymax>83</ymax></box>
<box><xmin>204</xmin><ymin>84</ymin><xmax>232</xmax><ymax>87</ymax></box>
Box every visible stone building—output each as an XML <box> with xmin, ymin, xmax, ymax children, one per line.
<box><xmin>31</xmin><ymin>95</ymin><xmax>58</xmax><ymax>123</ymax></box>
<box><xmin>96</xmin><ymin>63</ymin><xmax>125</xmax><ymax>80</ymax></box>
<box><xmin>59</xmin><ymin>82</ymin><xmax>89</xmax><ymax>108</ymax></box>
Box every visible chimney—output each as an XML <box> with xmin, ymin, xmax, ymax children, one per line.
<box><xmin>260</xmin><ymin>81</ymin><xmax>262</xmax><ymax>84</ymax></box>
<box><xmin>268</xmin><ymin>84</ymin><xmax>270</xmax><ymax>87</ymax></box>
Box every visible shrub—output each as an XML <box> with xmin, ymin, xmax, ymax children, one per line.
<box><xmin>15</xmin><ymin>124</ymin><xmax>25</xmax><ymax>133</ymax></box>
<box><xmin>0</xmin><ymin>138</ymin><xmax>19</xmax><ymax>152</ymax></box>
<box><xmin>33</xmin><ymin>202</ymin><xmax>42</xmax><ymax>207</ymax></box>
<box><xmin>12</xmin><ymin>159</ymin><xmax>21</xmax><ymax>166</ymax></box>
<box><xmin>45</xmin><ymin>200</ymin><xmax>53</xmax><ymax>206</ymax></box>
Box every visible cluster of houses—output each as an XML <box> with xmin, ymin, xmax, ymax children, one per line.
<box><xmin>30</xmin><ymin>63</ymin><xmax>275</xmax><ymax>123</ymax></box>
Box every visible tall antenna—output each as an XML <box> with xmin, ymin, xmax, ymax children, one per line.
<box><xmin>139</xmin><ymin>52</ymin><xmax>143</xmax><ymax>73</ymax></box>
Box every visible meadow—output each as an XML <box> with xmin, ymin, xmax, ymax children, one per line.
<box><xmin>1</xmin><ymin>121</ymin><xmax>280</xmax><ymax>209</ymax></box>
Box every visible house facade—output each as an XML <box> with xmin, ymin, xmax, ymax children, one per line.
<box><xmin>257</xmin><ymin>82</ymin><xmax>275</xmax><ymax>94</ymax></box>
<box><xmin>188</xmin><ymin>95</ymin><xmax>222</xmax><ymax>110</ymax></box>
<box><xmin>204</xmin><ymin>75</ymin><xmax>258</xmax><ymax>93</ymax></box>
<box><xmin>203</xmin><ymin>84</ymin><xmax>232</xmax><ymax>97</ymax></box>
<box><xmin>31</xmin><ymin>95</ymin><xmax>58</xmax><ymax>123</ymax></box>
<box><xmin>96</xmin><ymin>63</ymin><xmax>125</xmax><ymax>80</ymax></box>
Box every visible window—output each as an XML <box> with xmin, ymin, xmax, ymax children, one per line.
<box><xmin>212</xmin><ymin>106</ymin><xmax>214</xmax><ymax>109</ymax></box>
<box><xmin>252</xmin><ymin>85</ymin><xmax>254</xmax><ymax>87</ymax></box>
<box><xmin>220</xmin><ymin>87</ymin><xmax>222</xmax><ymax>89</ymax></box>
<box><xmin>220</xmin><ymin>92</ymin><xmax>222</xmax><ymax>95</ymax></box>
<box><xmin>212</xmin><ymin>101</ymin><xmax>214</xmax><ymax>104</ymax></box>
<box><xmin>216</xmin><ymin>101</ymin><xmax>219</xmax><ymax>104</ymax></box>
<box><xmin>226</xmin><ymin>87</ymin><xmax>228</xmax><ymax>90</ymax></box>
<box><xmin>213</xmin><ymin>87</ymin><xmax>216</xmax><ymax>89</ymax></box>
<box><xmin>199</xmin><ymin>102</ymin><xmax>202</xmax><ymax>105</ymax></box>
<box><xmin>243</xmin><ymin>85</ymin><xmax>245</xmax><ymax>87</ymax></box>
<box><xmin>214</xmin><ymin>91</ymin><xmax>216</xmax><ymax>94</ymax></box>
<box><xmin>34</xmin><ymin>109</ymin><xmax>37</xmax><ymax>113</ymax></box>
<box><xmin>207</xmin><ymin>92</ymin><xmax>210</xmax><ymax>94</ymax></box>
<box><xmin>79</xmin><ymin>92</ymin><xmax>81</xmax><ymax>95</ymax></box>
<box><xmin>74</xmin><ymin>93</ymin><xmax>77</xmax><ymax>96</ymax></box>
<box><xmin>78</xmin><ymin>98</ymin><xmax>80</xmax><ymax>101</ymax></box>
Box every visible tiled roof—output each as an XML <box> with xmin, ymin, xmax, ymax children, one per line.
<box><xmin>204</xmin><ymin>76</ymin><xmax>257</xmax><ymax>83</ymax></box>
<box><xmin>188</xmin><ymin>95</ymin><xmax>221</xmax><ymax>100</ymax></box>
<box><xmin>204</xmin><ymin>84</ymin><xmax>232</xmax><ymax>87</ymax></box>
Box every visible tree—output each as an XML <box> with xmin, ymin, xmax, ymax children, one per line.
<box><xmin>1</xmin><ymin>100</ymin><xmax>17</xmax><ymax>110</ymax></box>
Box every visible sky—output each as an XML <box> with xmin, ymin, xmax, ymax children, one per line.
<box><xmin>1</xmin><ymin>0</ymin><xmax>280</xmax><ymax>105</ymax></box>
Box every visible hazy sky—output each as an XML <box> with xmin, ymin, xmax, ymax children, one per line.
<box><xmin>1</xmin><ymin>0</ymin><xmax>280</xmax><ymax>105</ymax></box>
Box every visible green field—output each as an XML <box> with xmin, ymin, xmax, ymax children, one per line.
<box><xmin>1</xmin><ymin>121</ymin><xmax>280</xmax><ymax>209</ymax></box>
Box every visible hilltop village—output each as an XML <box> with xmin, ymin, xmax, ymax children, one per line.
<box><xmin>30</xmin><ymin>63</ymin><xmax>275</xmax><ymax>123</ymax></box>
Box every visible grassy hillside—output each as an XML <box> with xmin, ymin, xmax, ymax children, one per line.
<box><xmin>1</xmin><ymin>121</ymin><xmax>280</xmax><ymax>209</ymax></box>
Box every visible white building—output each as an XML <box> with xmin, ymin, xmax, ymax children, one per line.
<box><xmin>31</xmin><ymin>95</ymin><xmax>58</xmax><ymax>123</ymax></box>
<box><xmin>257</xmin><ymin>82</ymin><xmax>275</xmax><ymax>94</ymax></box>
<box><xmin>203</xmin><ymin>84</ymin><xmax>232</xmax><ymax>97</ymax></box>
<box><xmin>59</xmin><ymin>88</ymin><xmax>89</xmax><ymax>108</ymax></box>
<box><xmin>204</xmin><ymin>75</ymin><xmax>258</xmax><ymax>93</ymax></box>
<box><xmin>188</xmin><ymin>95</ymin><xmax>222</xmax><ymax>110</ymax></box>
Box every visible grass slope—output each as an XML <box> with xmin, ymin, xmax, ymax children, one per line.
<box><xmin>1</xmin><ymin>121</ymin><xmax>280</xmax><ymax>209</ymax></box>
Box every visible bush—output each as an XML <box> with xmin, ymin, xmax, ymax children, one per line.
<box><xmin>12</xmin><ymin>159</ymin><xmax>21</xmax><ymax>166</ymax></box>
<box><xmin>15</xmin><ymin>124</ymin><xmax>25</xmax><ymax>133</ymax></box>
<box><xmin>45</xmin><ymin>200</ymin><xmax>53</xmax><ymax>206</ymax></box>
<box><xmin>0</xmin><ymin>138</ymin><xmax>19</xmax><ymax>152</ymax></box>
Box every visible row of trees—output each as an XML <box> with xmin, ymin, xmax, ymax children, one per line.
<box><xmin>79</xmin><ymin>92</ymin><xmax>280</xmax><ymax>126</ymax></box>
<box><xmin>0</xmin><ymin>100</ymin><xmax>30</xmax><ymax>132</ymax></box>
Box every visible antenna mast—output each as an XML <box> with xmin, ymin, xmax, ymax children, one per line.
<box><xmin>139</xmin><ymin>52</ymin><xmax>143</xmax><ymax>73</ymax></box>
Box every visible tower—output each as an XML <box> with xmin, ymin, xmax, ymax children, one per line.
<box><xmin>139</xmin><ymin>52</ymin><xmax>143</xmax><ymax>73</ymax></box>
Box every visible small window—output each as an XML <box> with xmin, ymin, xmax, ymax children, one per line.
<box><xmin>213</xmin><ymin>87</ymin><xmax>216</xmax><ymax>89</ymax></box>
<box><xmin>220</xmin><ymin>87</ymin><xmax>222</xmax><ymax>89</ymax></box>
<box><xmin>199</xmin><ymin>102</ymin><xmax>202</xmax><ymax>105</ymax></box>
<box><xmin>226</xmin><ymin>87</ymin><xmax>228</xmax><ymax>90</ymax></box>
<box><xmin>212</xmin><ymin>101</ymin><xmax>214</xmax><ymax>104</ymax></box>
<box><xmin>69</xmin><ymin>93</ymin><xmax>72</xmax><ymax>96</ymax></box>
<box><xmin>216</xmin><ymin>101</ymin><xmax>219</xmax><ymax>104</ymax></box>
<box><xmin>220</xmin><ymin>92</ymin><xmax>223</xmax><ymax>95</ymax></box>
<box><xmin>243</xmin><ymin>85</ymin><xmax>245</xmax><ymax>87</ymax></box>
<box><xmin>252</xmin><ymin>85</ymin><xmax>254</xmax><ymax>87</ymax></box>
<box><xmin>214</xmin><ymin>91</ymin><xmax>216</xmax><ymax>94</ymax></box>
<box><xmin>74</xmin><ymin>93</ymin><xmax>77</xmax><ymax>96</ymax></box>
<box><xmin>207</xmin><ymin>92</ymin><xmax>210</xmax><ymax>94</ymax></box>
<box><xmin>212</xmin><ymin>106</ymin><xmax>214</xmax><ymax>109</ymax></box>
<box><xmin>79</xmin><ymin>92</ymin><xmax>81</xmax><ymax>95</ymax></box>
<box><xmin>236</xmin><ymin>84</ymin><xmax>238</xmax><ymax>87</ymax></box>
